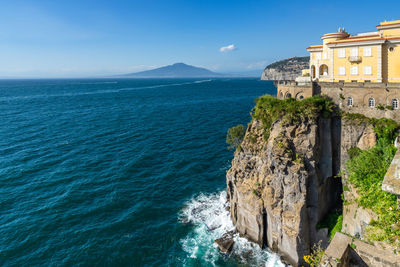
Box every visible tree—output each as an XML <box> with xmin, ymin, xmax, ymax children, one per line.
<box><xmin>226</xmin><ymin>124</ymin><xmax>246</xmax><ymax>150</ymax></box>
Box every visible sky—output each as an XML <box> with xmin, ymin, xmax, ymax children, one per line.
<box><xmin>0</xmin><ymin>0</ymin><xmax>400</xmax><ymax>78</ymax></box>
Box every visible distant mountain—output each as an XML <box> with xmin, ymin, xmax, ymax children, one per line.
<box><xmin>120</xmin><ymin>63</ymin><xmax>224</xmax><ymax>78</ymax></box>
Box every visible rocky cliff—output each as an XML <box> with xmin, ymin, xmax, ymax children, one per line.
<box><xmin>261</xmin><ymin>57</ymin><xmax>309</xmax><ymax>81</ymax></box>
<box><xmin>225</xmin><ymin>96</ymin><xmax>381</xmax><ymax>266</ymax></box>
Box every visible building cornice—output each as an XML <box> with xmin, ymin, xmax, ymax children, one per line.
<box><xmin>377</xmin><ymin>22</ymin><xmax>400</xmax><ymax>30</ymax></box>
<box><xmin>321</xmin><ymin>32</ymin><xmax>350</xmax><ymax>40</ymax></box>
<box><xmin>306</xmin><ymin>45</ymin><xmax>323</xmax><ymax>52</ymax></box>
<box><xmin>327</xmin><ymin>39</ymin><xmax>386</xmax><ymax>47</ymax></box>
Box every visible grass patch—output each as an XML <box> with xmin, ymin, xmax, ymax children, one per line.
<box><xmin>346</xmin><ymin>117</ymin><xmax>400</xmax><ymax>247</ymax></box>
<box><xmin>317</xmin><ymin>210</ymin><xmax>343</xmax><ymax>241</ymax></box>
<box><xmin>252</xmin><ymin>95</ymin><xmax>336</xmax><ymax>141</ymax></box>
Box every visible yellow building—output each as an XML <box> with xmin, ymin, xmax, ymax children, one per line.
<box><xmin>307</xmin><ymin>20</ymin><xmax>400</xmax><ymax>83</ymax></box>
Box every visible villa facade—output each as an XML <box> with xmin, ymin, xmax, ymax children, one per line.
<box><xmin>276</xmin><ymin>20</ymin><xmax>400</xmax><ymax>121</ymax></box>
<box><xmin>307</xmin><ymin>20</ymin><xmax>400</xmax><ymax>83</ymax></box>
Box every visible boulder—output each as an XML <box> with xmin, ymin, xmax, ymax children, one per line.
<box><xmin>214</xmin><ymin>231</ymin><xmax>235</xmax><ymax>253</ymax></box>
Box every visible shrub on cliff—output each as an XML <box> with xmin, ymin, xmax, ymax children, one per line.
<box><xmin>346</xmin><ymin>131</ymin><xmax>399</xmax><ymax>246</ymax></box>
<box><xmin>251</xmin><ymin>95</ymin><xmax>336</xmax><ymax>140</ymax></box>
<box><xmin>226</xmin><ymin>124</ymin><xmax>246</xmax><ymax>150</ymax></box>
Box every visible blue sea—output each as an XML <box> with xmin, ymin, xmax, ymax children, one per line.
<box><xmin>0</xmin><ymin>78</ymin><xmax>284</xmax><ymax>266</ymax></box>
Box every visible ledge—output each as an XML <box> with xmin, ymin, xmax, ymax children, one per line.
<box><xmin>382</xmin><ymin>149</ymin><xmax>400</xmax><ymax>195</ymax></box>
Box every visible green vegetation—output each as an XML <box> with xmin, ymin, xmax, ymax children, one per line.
<box><xmin>386</xmin><ymin>105</ymin><xmax>394</xmax><ymax>111</ymax></box>
<box><xmin>303</xmin><ymin>242</ymin><xmax>325</xmax><ymax>267</ymax></box>
<box><xmin>317</xmin><ymin>210</ymin><xmax>343</xmax><ymax>241</ymax></box>
<box><xmin>265</xmin><ymin>56</ymin><xmax>309</xmax><ymax>71</ymax></box>
<box><xmin>226</xmin><ymin>124</ymin><xmax>246</xmax><ymax>150</ymax></box>
<box><xmin>341</xmin><ymin>111</ymin><xmax>398</xmax><ymax>142</ymax></box>
<box><xmin>377</xmin><ymin>104</ymin><xmax>385</xmax><ymax>110</ymax></box>
<box><xmin>252</xmin><ymin>95</ymin><xmax>336</xmax><ymax>140</ymax></box>
<box><xmin>346</xmin><ymin>116</ymin><xmax>400</xmax><ymax>247</ymax></box>
<box><xmin>253</xmin><ymin>189</ymin><xmax>261</xmax><ymax>198</ymax></box>
<box><xmin>348</xmin><ymin>147</ymin><xmax>362</xmax><ymax>159</ymax></box>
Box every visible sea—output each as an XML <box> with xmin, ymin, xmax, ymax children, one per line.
<box><xmin>0</xmin><ymin>78</ymin><xmax>285</xmax><ymax>266</ymax></box>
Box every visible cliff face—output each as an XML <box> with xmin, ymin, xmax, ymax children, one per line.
<box><xmin>261</xmin><ymin>57</ymin><xmax>309</xmax><ymax>81</ymax></box>
<box><xmin>226</xmin><ymin>97</ymin><xmax>377</xmax><ymax>266</ymax></box>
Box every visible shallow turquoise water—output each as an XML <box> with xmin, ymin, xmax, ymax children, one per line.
<box><xmin>0</xmin><ymin>78</ymin><xmax>282</xmax><ymax>266</ymax></box>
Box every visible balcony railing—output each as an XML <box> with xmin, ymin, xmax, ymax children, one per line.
<box><xmin>348</xmin><ymin>56</ymin><xmax>362</xmax><ymax>63</ymax></box>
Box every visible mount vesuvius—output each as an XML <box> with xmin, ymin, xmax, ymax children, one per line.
<box><xmin>120</xmin><ymin>63</ymin><xmax>224</xmax><ymax>78</ymax></box>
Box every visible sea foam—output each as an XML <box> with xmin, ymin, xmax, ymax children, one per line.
<box><xmin>179</xmin><ymin>191</ymin><xmax>286</xmax><ymax>266</ymax></box>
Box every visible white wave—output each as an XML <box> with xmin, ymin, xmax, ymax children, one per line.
<box><xmin>0</xmin><ymin>79</ymin><xmax>213</xmax><ymax>102</ymax></box>
<box><xmin>179</xmin><ymin>191</ymin><xmax>287</xmax><ymax>266</ymax></box>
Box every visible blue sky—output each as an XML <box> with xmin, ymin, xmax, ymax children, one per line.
<box><xmin>0</xmin><ymin>0</ymin><xmax>399</xmax><ymax>77</ymax></box>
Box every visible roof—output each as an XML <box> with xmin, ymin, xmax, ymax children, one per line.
<box><xmin>377</xmin><ymin>20</ymin><xmax>400</xmax><ymax>27</ymax></box>
<box><xmin>306</xmin><ymin>45</ymin><xmax>323</xmax><ymax>51</ymax></box>
<box><xmin>327</xmin><ymin>36</ymin><xmax>384</xmax><ymax>44</ymax></box>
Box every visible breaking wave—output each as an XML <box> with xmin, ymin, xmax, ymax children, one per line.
<box><xmin>179</xmin><ymin>191</ymin><xmax>286</xmax><ymax>266</ymax></box>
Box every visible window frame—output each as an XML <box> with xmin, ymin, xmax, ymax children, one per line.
<box><xmin>350</xmin><ymin>47</ymin><xmax>359</xmax><ymax>57</ymax></box>
<box><xmin>347</xmin><ymin>97</ymin><xmax>353</xmax><ymax>107</ymax></box>
<box><xmin>392</xmin><ymin>99</ymin><xmax>399</xmax><ymax>110</ymax></box>
<box><xmin>368</xmin><ymin>98</ymin><xmax>375</xmax><ymax>108</ymax></box>
<box><xmin>364</xmin><ymin>66</ymin><xmax>372</xmax><ymax>75</ymax></box>
<box><xmin>363</xmin><ymin>47</ymin><xmax>372</xmax><ymax>57</ymax></box>
<box><xmin>338</xmin><ymin>66</ymin><xmax>346</xmax><ymax>75</ymax></box>
<box><xmin>338</xmin><ymin>48</ymin><xmax>346</xmax><ymax>58</ymax></box>
<box><xmin>351</xmin><ymin>66</ymin><xmax>358</xmax><ymax>75</ymax></box>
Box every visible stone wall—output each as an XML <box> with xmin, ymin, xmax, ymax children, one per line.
<box><xmin>275</xmin><ymin>81</ymin><xmax>313</xmax><ymax>100</ymax></box>
<box><xmin>276</xmin><ymin>82</ymin><xmax>400</xmax><ymax>123</ymax></box>
<box><xmin>321</xmin><ymin>232</ymin><xmax>400</xmax><ymax>267</ymax></box>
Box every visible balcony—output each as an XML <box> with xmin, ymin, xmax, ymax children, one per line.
<box><xmin>348</xmin><ymin>56</ymin><xmax>362</xmax><ymax>63</ymax></box>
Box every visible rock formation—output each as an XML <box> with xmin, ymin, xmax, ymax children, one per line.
<box><xmin>225</xmin><ymin>96</ymin><xmax>380</xmax><ymax>266</ymax></box>
<box><xmin>261</xmin><ymin>57</ymin><xmax>309</xmax><ymax>81</ymax></box>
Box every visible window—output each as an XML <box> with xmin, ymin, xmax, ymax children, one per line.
<box><xmin>392</xmin><ymin>99</ymin><xmax>399</xmax><ymax>110</ymax></box>
<box><xmin>350</xmin><ymin>47</ymin><xmax>358</xmax><ymax>57</ymax></box>
<box><xmin>364</xmin><ymin>66</ymin><xmax>372</xmax><ymax>75</ymax></box>
<box><xmin>338</xmin><ymin>48</ymin><xmax>346</xmax><ymax>58</ymax></box>
<box><xmin>285</xmin><ymin>93</ymin><xmax>292</xmax><ymax>99</ymax></box>
<box><xmin>319</xmin><ymin>65</ymin><xmax>328</xmax><ymax>76</ymax></box>
<box><xmin>316</xmin><ymin>53</ymin><xmax>322</xmax><ymax>60</ymax></box>
<box><xmin>299</xmin><ymin>95</ymin><xmax>304</xmax><ymax>100</ymax></box>
<box><xmin>339</xmin><ymin>66</ymin><xmax>346</xmax><ymax>75</ymax></box>
<box><xmin>368</xmin><ymin>98</ymin><xmax>375</xmax><ymax>108</ymax></box>
<box><xmin>351</xmin><ymin>66</ymin><xmax>358</xmax><ymax>75</ymax></box>
<box><xmin>347</xmin><ymin>97</ymin><xmax>353</xmax><ymax>107</ymax></box>
<box><xmin>363</xmin><ymin>47</ymin><xmax>372</xmax><ymax>57</ymax></box>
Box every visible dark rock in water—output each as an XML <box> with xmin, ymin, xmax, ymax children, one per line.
<box><xmin>214</xmin><ymin>231</ymin><xmax>234</xmax><ymax>253</ymax></box>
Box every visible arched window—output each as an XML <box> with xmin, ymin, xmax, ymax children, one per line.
<box><xmin>392</xmin><ymin>99</ymin><xmax>399</xmax><ymax>110</ymax></box>
<box><xmin>368</xmin><ymin>98</ymin><xmax>375</xmax><ymax>108</ymax></box>
<box><xmin>319</xmin><ymin>64</ymin><xmax>329</xmax><ymax>76</ymax></box>
<box><xmin>299</xmin><ymin>95</ymin><xmax>304</xmax><ymax>100</ymax></box>
<box><xmin>285</xmin><ymin>93</ymin><xmax>292</xmax><ymax>99</ymax></box>
<box><xmin>347</xmin><ymin>97</ymin><xmax>353</xmax><ymax>107</ymax></box>
<box><xmin>311</xmin><ymin>65</ymin><xmax>316</xmax><ymax>79</ymax></box>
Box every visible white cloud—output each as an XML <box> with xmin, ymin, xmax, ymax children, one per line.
<box><xmin>219</xmin><ymin>44</ymin><xmax>236</xmax><ymax>52</ymax></box>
